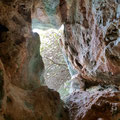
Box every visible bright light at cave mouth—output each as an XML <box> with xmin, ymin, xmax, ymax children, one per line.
<box><xmin>32</xmin><ymin>24</ymin><xmax>64</xmax><ymax>34</ymax></box>
<box><xmin>32</xmin><ymin>24</ymin><xmax>64</xmax><ymax>53</ymax></box>
<box><xmin>32</xmin><ymin>24</ymin><xmax>70</xmax><ymax>93</ymax></box>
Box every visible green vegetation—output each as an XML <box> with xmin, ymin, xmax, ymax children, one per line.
<box><xmin>33</xmin><ymin>27</ymin><xmax>63</xmax><ymax>53</ymax></box>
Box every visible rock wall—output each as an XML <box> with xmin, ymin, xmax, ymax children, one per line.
<box><xmin>0</xmin><ymin>1</ymin><xmax>69</xmax><ymax>120</ymax></box>
<box><xmin>0</xmin><ymin>0</ymin><xmax>33</xmax><ymax>89</ymax></box>
<box><xmin>66</xmin><ymin>87</ymin><xmax>120</xmax><ymax>120</ymax></box>
<box><xmin>60</xmin><ymin>1</ymin><xmax>120</xmax><ymax>119</ymax></box>
<box><xmin>61</xmin><ymin>0</ymin><xmax>120</xmax><ymax>86</ymax></box>
<box><xmin>0</xmin><ymin>0</ymin><xmax>120</xmax><ymax>120</ymax></box>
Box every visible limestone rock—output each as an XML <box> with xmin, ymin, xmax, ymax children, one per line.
<box><xmin>0</xmin><ymin>0</ymin><xmax>120</xmax><ymax>120</ymax></box>
<box><xmin>61</xmin><ymin>0</ymin><xmax>120</xmax><ymax>85</ymax></box>
<box><xmin>66</xmin><ymin>88</ymin><xmax>120</xmax><ymax>120</ymax></box>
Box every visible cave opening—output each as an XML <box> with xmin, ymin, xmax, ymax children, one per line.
<box><xmin>32</xmin><ymin>23</ymin><xmax>73</xmax><ymax>98</ymax></box>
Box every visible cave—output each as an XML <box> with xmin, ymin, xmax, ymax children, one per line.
<box><xmin>0</xmin><ymin>0</ymin><xmax>120</xmax><ymax>120</ymax></box>
<box><xmin>32</xmin><ymin>24</ymin><xmax>72</xmax><ymax>91</ymax></box>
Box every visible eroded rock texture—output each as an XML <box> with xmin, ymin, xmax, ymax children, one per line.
<box><xmin>66</xmin><ymin>88</ymin><xmax>120</xmax><ymax>120</ymax></box>
<box><xmin>0</xmin><ymin>1</ymin><xmax>69</xmax><ymax>120</ymax></box>
<box><xmin>32</xmin><ymin>0</ymin><xmax>62</xmax><ymax>30</ymax></box>
<box><xmin>61</xmin><ymin>0</ymin><xmax>120</xmax><ymax>86</ymax></box>
<box><xmin>0</xmin><ymin>0</ymin><xmax>120</xmax><ymax>120</ymax></box>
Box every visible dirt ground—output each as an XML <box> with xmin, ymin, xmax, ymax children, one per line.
<box><xmin>38</xmin><ymin>28</ymin><xmax>71</xmax><ymax>90</ymax></box>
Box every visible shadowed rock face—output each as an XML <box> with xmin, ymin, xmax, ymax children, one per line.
<box><xmin>0</xmin><ymin>1</ymin><xmax>69</xmax><ymax>120</ymax></box>
<box><xmin>0</xmin><ymin>0</ymin><xmax>32</xmax><ymax>89</ymax></box>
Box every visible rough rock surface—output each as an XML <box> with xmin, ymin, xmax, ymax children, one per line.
<box><xmin>66</xmin><ymin>88</ymin><xmax>120</xmax><ymax>120</ymax></box>
<box><xmin>61</xmin><ymin>0</ymin><xmax>120</xmax><ymax>86</ymax></box>
<box><xmin>0</xmin><ymin>1</ymin><xmax>69</xmax><ymax>120</ymax></box>
<box><xmin>0</xmin><ymin>0</ymin><xmax>120</xmax><ymax>120</ymax></box>
<box><xmin>32</xmin><ymin>0</ymin><xmax>120</xmax><ymax>86</ymax></box>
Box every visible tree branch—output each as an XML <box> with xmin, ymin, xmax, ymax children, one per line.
<box><xmin>44</xmin><ymin>56</ymin><xmax>67</xmax><ymax>66</ymax></box>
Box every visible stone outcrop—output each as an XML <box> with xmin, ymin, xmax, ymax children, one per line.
<box><xmin>66</xmin><ymin>87</ymin><xmax>120</xmax><ymax>120</ymax></box>
<box><xmin>61</xmin><ymin>0</ymin><xmax>120</xmax><ymax>86</ymax></box>
<box><xmin>0</xmin><ymin>0</ymin><xmax>120</xmax><ymax>120</ymax></box>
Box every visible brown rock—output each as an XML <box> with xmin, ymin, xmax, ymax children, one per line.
<box><xmin>0</xmin><ymin>1</ymin><xmax>69</xmax><ymax>120</ymax></box>
<box><xmin>0</xmin><ymin>0</ymin><xmax>120</xmax><ymax>120</ymax></box>
<box><xmin>66</xmin><ymin>89</ymin><xmax>120</xmax><ymax>120</ymax></box>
